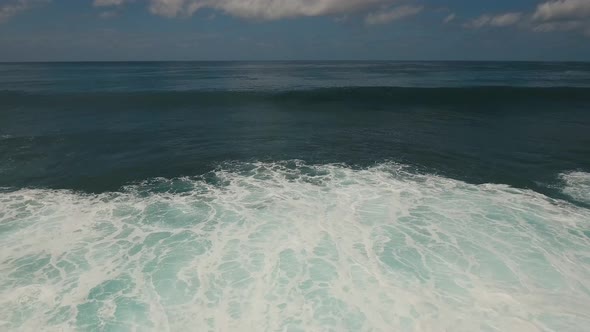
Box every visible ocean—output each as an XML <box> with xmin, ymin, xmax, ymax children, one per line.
<box><xmin>1</xmin><ymin>61</ymin><xmax>589</xmax><ymax>331</ymax></box>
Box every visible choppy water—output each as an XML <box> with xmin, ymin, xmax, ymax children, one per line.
<box><xmin>1</xmin><ymin>62</ymin><xmax>590</xmax><ymax>331</ymax></box>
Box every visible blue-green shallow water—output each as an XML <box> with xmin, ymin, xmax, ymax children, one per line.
<box><xmin>1</xmin><ymin>62</ymin><xmax>590</xmax><ymax>331</ymax></box>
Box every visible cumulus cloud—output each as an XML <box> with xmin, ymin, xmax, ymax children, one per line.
<box><xmin>365</xmin><ymin>5</ymin><xmax>423</xmax><ymax>25</ymax></box>
<box><xmin>490</xmin><ymin>12</ymin><xmax>522</xmax><ymax>26</ymax></box>
<box><xmin>94</xmin><ymin>0</ymin><xmax>128</xmax><ymax>6</ymax></box>
<box><xmin>0</xmin><ymin>0</ymin><xmax>49</xmax><ymax>22</ymax></box>
<box><xmin>462</xmin><ymin>1</ymin><xmax>590</xmax><ymax>36</ymax></box>
<box><xmin>532</xmin><ymin>0</ymin><xmax>590</xmax><ymax>21</ymax></box>
<box><xmin>465</xmin><ymin>12</ymin><xmax>522</xmax><ymax>29</ymax></box>
<box><xmin>533</xmin><ymin>20</ymin><xmax>587</xmax><ymax>32</ymax></box>
<box><xmin>95</xmin><ymin>0</ymin><xmax>404</xmax><ymax>20</ymax></box>
<box><xmin>531</xmin><ymin>0</ymin><xmax>590</xmax><ymax>35</ymax></box>
<box><xmin>443</xmin><ymin>13</ymin><xmax>455</xmax><ymax>24</ymax></box>
<box><xmin>160</xmin><ymin>0</ymin><xmax>399</xmax><ymax>19</ymax></box>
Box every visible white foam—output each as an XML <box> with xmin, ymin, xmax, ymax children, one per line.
<box><xmin>560</xmin><ymin>171</ymin><xmax>590</xmax><ymax>205</ymax></box>
<box><xmin>0</xmin><ymin>162</ymin><xmax>589</xmax><ymax>331</ymax></box>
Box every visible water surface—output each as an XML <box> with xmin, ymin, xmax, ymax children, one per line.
<box><xmin>1</xmin><ymin>62</ymin><xmax>589</xmax><ymax>331</ymax></box>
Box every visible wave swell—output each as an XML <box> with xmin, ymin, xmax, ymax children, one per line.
<box><xmin>2</xmin><ymin>87</ymin><xmax>590</xmax><ymax>109</ymax></box>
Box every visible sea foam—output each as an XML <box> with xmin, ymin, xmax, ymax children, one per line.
<box><xmin>0</xmin><ymin>162</ymin><xmax>589</xmax><ymax>331</ymax></box>
<box><xmin>560</xmin><ymin>171</ymin><xmax>590</xmax><ymax>205</ymax></box>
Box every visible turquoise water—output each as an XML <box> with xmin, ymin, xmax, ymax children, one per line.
<box><xmin>1</xmin><ymin>62</ymin><xmax>590</xmax><ymax>331</ymax></box>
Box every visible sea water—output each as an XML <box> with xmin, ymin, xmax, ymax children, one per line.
<box><xmin>1</xmin><ymin>62</ymin><xmax>589</xmax><ymax>331</ymax></box>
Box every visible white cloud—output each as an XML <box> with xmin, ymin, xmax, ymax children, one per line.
<box><xmin>465</xmin><ymin>12</ymin><xmax>521</xmax><ymax>29</ymax></box>
<box><xmin>530</xmin><ymin>0</ymin><xmax>590</xmax><ymax>36</ymax></box>
<box><xmin>365</xmin><ymin>5</ymin><xmax>423</xmax><ymax>25</ymax></box>
<box><xmin>491</xmin><ymin>12</ymin><xmax>521</xmax><ymax>26</ymax></box>
<box><xmin>94</xmin><ymin>0</ymin><xmax>128</xmax><ymax>7</ymax></box>
<box><xmin>96</xmin><ymin>0</ymin><xmax>402</xmax><ymax>20</ymax></box>
<box><xmin>461</xmin><ymin>1</ymin><xmax>590</xmax><ymax>36</ymax></box>
<box><xmin>532</xmin><ymin>19</ymin><xmax>590</xmax><ymax>36</ymax></box>
<box><xmin>532</xmin><ymin>0</ymin><xmax>590</xmax><ymax>21</ymax></box>
<box><xmin>533</xmin><ymin>20</ymin><xmax>586</xmax><ymax>32</ymax></box>
<box><xmin>443</xmin><ymin>13</ymin><xmax>456</xmax><ymax>24</ymax></box>
<box><xmin>0</xmin><ymin>0</ymin><xmax>49</xmax><ymax>22</ymax></box>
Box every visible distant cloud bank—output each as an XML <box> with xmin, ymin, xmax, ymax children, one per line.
<box><xmin>465</xmin><ymin>12</ymin><xmax>522</xmax><ymax>29</ymax></box>
<box><xmin>1</xmin><ymin>0</ymin><xmax>590</xmax><ymax>37</ymax></box>
<box><xmin>94</xmin><ymin>0</ymin><xmax>422</xmax><ymax>25</ymax></box>
<box><xmin>0</xmin><ymin>0</ymin><xmax>49</xmax><ymax>22</ymax></box>
<box><xmin>365</xmin><ymin>5</ymin><xmax>423</xmax><ymax>25</ymax></box>
<box><xmin>460</xmin><ymin>0</ymin><xmax>590</xmax><ymax>36</ymax></box>
<box><xmin>95</xmin><ymin>0</ymin><xmax>400</xmax><ymax>20</ymax></box>
<box><xmin>532</xmin><ymin>0</ymin><xmax>590</xmax><ymax>35</ymax></box>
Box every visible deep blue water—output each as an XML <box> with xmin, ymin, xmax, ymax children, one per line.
<box><xmin>1</xmin><ymin>62</ymin><xmax>590</xmax><ymax>331</ymax></box>
<box><xmin>1</xmin><ymin>62</ymin><xmax>590</xmax><ymax>196</ymax></box>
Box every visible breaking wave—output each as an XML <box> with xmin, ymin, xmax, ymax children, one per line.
<box><xmin>560</xmin><ymin>171</ymin><xmax>590</xmax><ymax>205</ymax></box>
<box><xmin>1</xmin><ymin>162</ymin><xmax>589</xmax><ymax>331</ymax></box>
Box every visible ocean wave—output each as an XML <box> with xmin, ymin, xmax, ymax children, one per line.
<box><xmin>560</xmin><ymin>171</ymin><xmax>590</xmax><ymax>205</ymax></box>
<box><xmin>1</xmin><ymin>86</ymin><xmax>590</xmax><ymax>109</ymax></box>
<box><xmin>0</xmin><ymin>162</ymin><xmax>589</xmax><ymax>331</ymax></box>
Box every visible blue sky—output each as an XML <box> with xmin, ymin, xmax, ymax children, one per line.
<box><xmin>1</xmin><ymin>0</ymin><xmax>590</xmax><ymax>61</ymax></box>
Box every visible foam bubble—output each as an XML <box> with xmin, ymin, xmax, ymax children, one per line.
<box><xmin>560</xmin><ymin>171</ymin><xmax>590</xmax><ymax>205</ymax></box>
<box><xmin>0</xmin><ymin>162</ymin><xmax>589</xmax><ymax>331</ymax></box>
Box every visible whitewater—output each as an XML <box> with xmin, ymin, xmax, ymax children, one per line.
<box><xmin>1</xmin><ymin>162</ymin><xmax>589</xmax><ymax>331</ymax></box>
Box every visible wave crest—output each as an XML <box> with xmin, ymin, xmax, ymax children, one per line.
<box><xmin>560</xmin><ymin>171</ymin><xmax>590</xmax><ymax>205</ymax></box>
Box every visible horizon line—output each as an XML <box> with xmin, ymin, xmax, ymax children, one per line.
<box><xmin>1</xmin><ymin>59</ymin><xmax>590</xmax><ymax>64</ymax></box>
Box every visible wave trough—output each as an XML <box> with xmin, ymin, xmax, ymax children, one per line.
<box><xmin>1</xmin><ymin>162</ymin><xmax>589</xmax><ymax>331</ymax></box>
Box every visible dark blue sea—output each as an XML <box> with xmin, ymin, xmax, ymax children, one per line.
<box><xmin>1</xmin><ymin>62</ymin><xmax>589</xmax><ymax>331</ymax></box>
